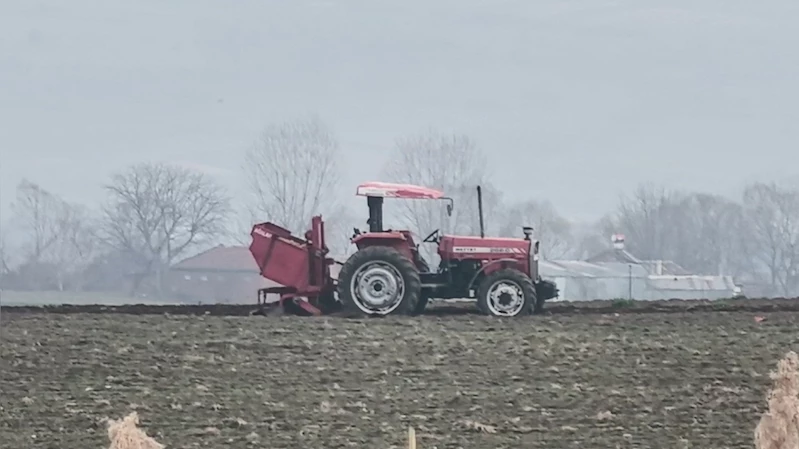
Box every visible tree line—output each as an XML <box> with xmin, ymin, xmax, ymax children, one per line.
<box><xmin>2</xmin><ymin>115</ymin><xmax>798</xmax><ymax>297</ymax></box>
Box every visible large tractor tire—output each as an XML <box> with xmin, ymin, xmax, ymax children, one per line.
<box><xmin>317</xmin><ymin>290</ymin><xmax>342</xmax><ymax>315</ymax></box>
<box><xmin>413</xmin><ymin>294</ymin><xmax>429</xmax><ymax>315</ymax></box>
<box><xmin>476</xmin><ymin>268</ymin><xmax>536</xmax><ymax>317</ymax></box>
<box><xmin>337</xmin><ymin>246</ymin><xmax>422</xmax><ymax>317</ymax></box>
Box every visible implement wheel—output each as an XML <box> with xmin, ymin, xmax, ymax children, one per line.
<box><xmin>337</xmin><ymin>247</ymin><xmax>421</xmax><ymax>316</ymax></box>
<box><xmin>476</xmin><ymin>268</ymin><xmax>535</xmax><ymax>317</ymax></box>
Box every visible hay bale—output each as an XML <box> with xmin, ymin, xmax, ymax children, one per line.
<box><xmin>755</xmin><ymin>351</ymin><xmax>799</xmax><ymax>449</ymax></box>
<box><xmin>107</xmin><ymin>412</ymin><xmax>164</xmax><ymax>449</ymax></box>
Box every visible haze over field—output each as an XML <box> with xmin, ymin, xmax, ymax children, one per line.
<box><xmin>5</xmin><ymin>5</ymin><xmax>799</xmax><ymax>446</ymax></box>
<box><xmin>2</xmin><ymin>0</ymin><xmax>798</xmax><ymax>223</ymax></box>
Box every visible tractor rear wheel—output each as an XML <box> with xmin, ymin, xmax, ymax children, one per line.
<box><xmin>476</xmin><ymin>269</ymin><xmax>535</xmax><ymax>317</ymax></box>
<box><xmin>337</xmin><ymin>246</ymin><xmax>422</xmax><ymax>316</ymax></box>
<box><xmin>413</xmin><ymin>294</ymin><xmax>429</xmax><ymax>315</ymax></box>
<box><xmin>412</xmin><ymin>257</ymin><xmax>431</xmax><ymax>315</ymax></box>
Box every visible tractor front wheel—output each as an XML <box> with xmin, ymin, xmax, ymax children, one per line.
<box><xmin>413</xmin><ymin>294</ymin><xmax>429</xmax><ymax>315</ymax></box>
<box><xmin>534</xmin><ymin>279</ymin><xmax>558</xmax><ymax>314</ymax></box>
<box><xmin>477</xmin><ymin>269</ymin><xmax>536</xmax><ymax>317</ymax></box>
<box><xmin>337</xmin><ymin>247</ymin><xmax>422</xmax><ymax>316</ymax></box>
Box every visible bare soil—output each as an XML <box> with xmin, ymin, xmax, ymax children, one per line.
<box><xmin>6</xmin><ymin>296</ymin><xmax>799</xmax><ymax>317</ymax></box>
<box><xmin>1</xmin><ymin>302</ymin><xmax>797</xmax><ymax>448</ymax></box>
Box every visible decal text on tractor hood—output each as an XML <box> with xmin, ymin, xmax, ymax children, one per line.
<box><xmin>452</xmin><ymin>247</ymin><xmax>525</xmax><ymax>254</ymax></box>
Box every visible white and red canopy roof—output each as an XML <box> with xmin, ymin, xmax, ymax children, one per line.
<box><xmin>355</xmin><ymin>182</ymin><xmax>445</xmax><ymax>200</ymax></box>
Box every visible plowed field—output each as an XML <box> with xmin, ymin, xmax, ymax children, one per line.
<box><xmin>1</xmin><ymin>301</ymin><xmax>796</xmax><ymax>448</ymax></box>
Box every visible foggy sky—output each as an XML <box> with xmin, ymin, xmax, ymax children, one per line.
<box><xmin>2</xmin><ymin>0</ymin><xmax>798</xmax><ymax>228</ymax></box>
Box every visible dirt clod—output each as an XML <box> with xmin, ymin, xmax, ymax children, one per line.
<box><xmin>106</xmin><ymin>412</ymin><xmax>163</xmax><ymax>449</ymax></box>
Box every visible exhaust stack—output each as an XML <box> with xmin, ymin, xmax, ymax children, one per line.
<box><xmin>477</xmin><ymin>185</ymin><xmax>485</xmax><ymax>238</ymax></box>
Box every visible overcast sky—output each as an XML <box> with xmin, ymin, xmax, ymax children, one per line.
<box><xmin>2</xmin><ymin>0</ymin><xmax>797</xmax><ymax>228</ymax></box>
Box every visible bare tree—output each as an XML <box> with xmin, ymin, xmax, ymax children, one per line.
<box><xmin>742</xmin><ymin>182</ymin><xmax>799</xmax><ymax>296</ymax></box>
<box><xmin>382</xmin><ymin>129</ymin><xmax>490</xmax><ymax>235</ymax></box>
<box><xmin>380</xmin><ymin>129</ymin><xmax>493</xmax><ymax>263</ymax></box>
<box><xmin>51</xmin><ymin>203</ymin><xmax>100</xmax><ymax>291</ymax></box>
<box><xmin>498</xmin><ymin>199</ymin><xmax>574</xmax><ymax>260</ymax></box>
<box><xmin>101</xmin><ymin>162</ymin><xmax>231</xmax><ymax>296</ymax></box>
<box><xmin>11</xmin><ymin>180</ymin><xmax>62</xmax><ymax>264</ymax></box>
<box><xmin>9</xmin><ymin>180</ymin><xmax>98</xmax><ymax>290</ymax></box>
<box><xmin>243</xmin><ymin>115</ymin><xmax>341</xmax><ymax>236</ymax></box>
<box><xmin>234</xmin><ymin>203</ymin><xmax>356</xmax><ymax>259</ymax></box>
<box><xmin>450</xmin><ymin>182</ymin><xmax>507</xmax><ymax>237</ymax></box>
<box><xmin>324</xmin><ymin>206</ymin><xmax>358</xmax><ymax>257</ymax></box>
<box><xmin>571</xmin><ymin>216</ymin><xmax>616</xmax><ymax>260</ymax></box>
<box><xmin>0</xmin><ymin>227</ymin><xmax>11</xmax><ymax>278</ymax></box>
<box><xmin>608</xmin><ymin>183</ymin><xmax>684</xmax><ymax>262</ymax></box>
<box><xmin>607</xmin><ymin>183</ymin><xmax>754</xmax><ymax>277</ymax></box>
<box><xmin>676</xmin><ymin>193</ymin><xmax>750</xmax><ymax>276</ymax></box>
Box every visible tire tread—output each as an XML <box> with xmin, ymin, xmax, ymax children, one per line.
<box><xmin>337</xmin><ymin>246</ymin><xmax>421</xmax><ymax>316</ymax></box>
<box><xmin>476</xmin><ymin>268</ymin><xmax>536</xmax><ymax>317</ymax></box>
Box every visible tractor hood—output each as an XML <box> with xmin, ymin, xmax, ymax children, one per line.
<box><xmin>437</xmin><ymin>235</ymin><xmax>531</xmax><ymax>255</ymax></box>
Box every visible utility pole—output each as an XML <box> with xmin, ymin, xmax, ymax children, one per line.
<box><xmin>628</xmin><ymin>264</ymin><xmax>633</xmax><ymax>300</ymax></box>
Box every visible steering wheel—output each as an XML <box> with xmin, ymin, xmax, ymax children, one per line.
<box><xmin>422</xmin><ymin>229</ymin><xmax>440</xmax><ymax>243</ymax></box>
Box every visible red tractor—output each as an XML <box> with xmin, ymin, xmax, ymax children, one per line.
<box><xmin>248</xmin><ymin>181</ymin><xmax>558</xmax><ymax>317</ymax></box>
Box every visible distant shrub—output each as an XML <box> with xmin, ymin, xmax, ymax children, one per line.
<box><xmin>107</xmin><ymin>412</ymin><xmax>163</xmax><ymax>449</ymax></box>
<box><xmin>755</xmin><ymin>351</ymin><xmax>799</xmax><ymax>449</ymax></box>
<box><xmin>610</xmin><ymin>298</ymin><xmax>636</xmax><ymax>309</ymax></box>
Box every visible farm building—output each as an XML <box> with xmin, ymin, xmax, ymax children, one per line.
<box><xmin>540</xmin><ymin>260</ymin><xmax>738</xmax><ymax>301</ymax></box>
<box><xmin>168</xmin><ymin>245</ymin><xmax>275</xmax><ymax>304</ymax></box>
<box><xmin>645</xmin><ymin>275</ymin><xmax>739</xmax><ymax>300</ymax></box>
<box><xmin>540</xmin><ymin>260</ymin><xmax>649</xmax><ymax>301</ymax></box>
<box><xmin>542</xmin><ymin>235</ymin><xmax>740</xmax><ymax>301</ymax></box>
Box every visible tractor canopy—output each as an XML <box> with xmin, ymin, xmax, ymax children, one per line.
<box><xmin>356</xmin><ymin>182</ymin><xmax>445</xmax><ymax>200</ymax></box>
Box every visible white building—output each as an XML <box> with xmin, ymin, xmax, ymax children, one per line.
<box><xmin>541</xmin><ymin>235</ymin><xmax>739</xmax><ymax>301</ymax></box>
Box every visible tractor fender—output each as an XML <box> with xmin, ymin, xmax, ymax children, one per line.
<box><xmin>466</xmin><ymin>258</ymin><xmax>524</xmax><ymax>292</ymax></box>
<box><xmin>351</xmin><ymin>232</ymin><xmax>415</xmax><ymax>261</ymax></box>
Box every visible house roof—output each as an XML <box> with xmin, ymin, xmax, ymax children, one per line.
<box><xmin>541</xmin><ymin>260</ymin><xmax>649</xmax><ymax>278</ymax></box>
<box><xmin>585</xmin><ymin>248</ymin><xmax>642</xmax><ymax>265</ymax></box>
<box><xmin>585</xmin><ymin>248</ymin><xmax>691</xmax><ymax>276</ymax></box>
<box><xmin>639</xmin><ymin>260</ymin><xmax>691</xmax><ymax>276</ymax></box>
<box><xmin>172</xmin><ymin>245</ymin><xmax>258</xmax><ymax>272</ymax></box>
